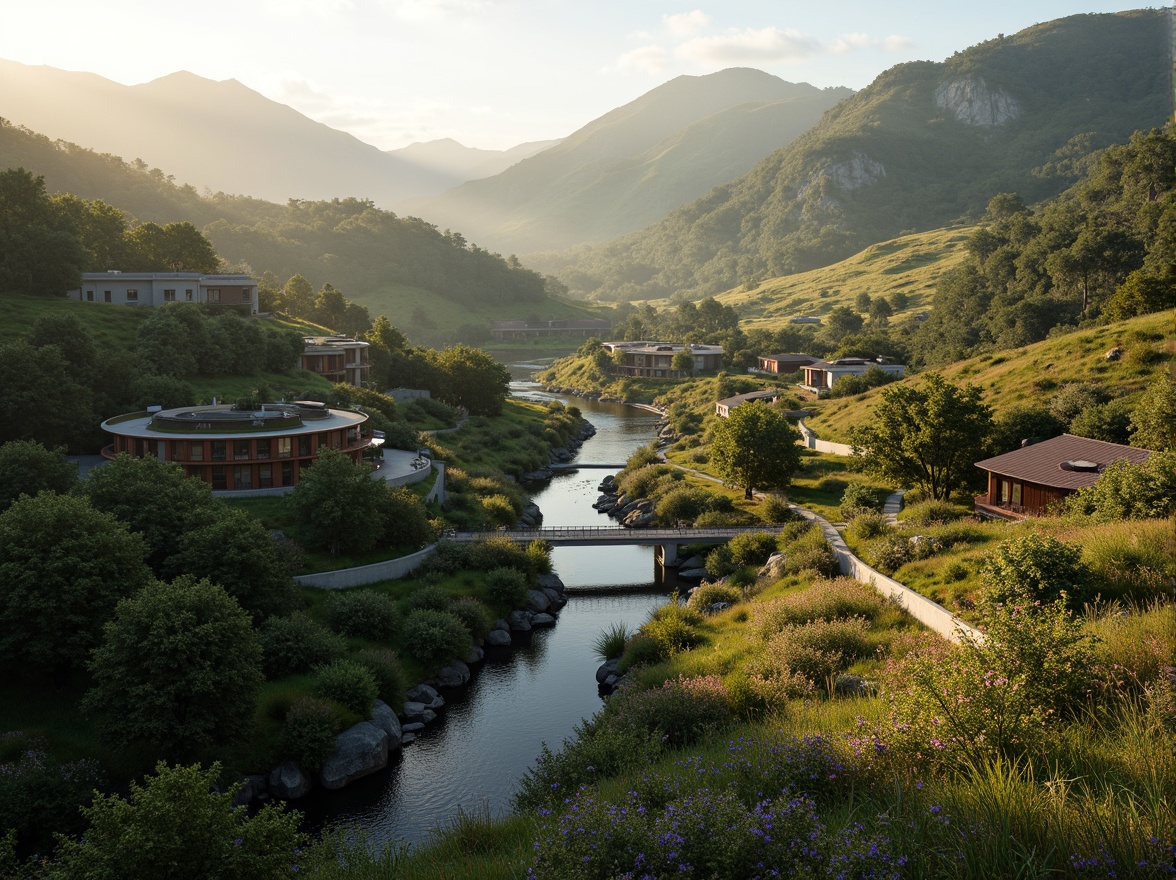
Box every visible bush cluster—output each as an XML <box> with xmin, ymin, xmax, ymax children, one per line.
<box><xmin>483</xmin><ymin>566</ymin><xmax>529</xmax><ymax>609</ymax></box>
<box><xmin>281</xmin><ymin>697</ymin><xmax>342</xmax><ymax>770</ymax></box>
<box><xmin>402</xmin><ymin>609</ymin><xmax>472</xmax><ymax>667</ymax></box>
<box><xmin>259</xmin><ymin>612</ymin><xmax>347</xmax><ymax>678</ymax></box>
<box><xmin>311</xmin><ymin>659</ymin><xmax>378</xmax><ymax>717</ymax></box>
<box><xmin>604</xmin><ymin>675</ymin><xmax>731</xmax><ymax>748</ymax></box>
<box><xmin>351</xmin><ymin>648</ymin><xmax>407</xmax><ymax>709</ymax></box>
<box><xmin>324</xmin><ymin>590</ymin><xmax>401</xmax><ymax>642</ymax></box>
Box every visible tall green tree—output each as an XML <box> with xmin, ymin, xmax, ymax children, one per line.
<box><xmin>428</xmin><ymin>344</ymin><xmax>511</xmax><ymax>416</ymax></box>
<box><xmin>850</xmin><ymin>373</ymin><xmax>992</xmax><ymax>501</ymax></box>
<box><xmin>0</xmin><ymin>341</ymin><xmax>95</xmax><ymax>451</ymax></box>
<box><xmin>279</xmin><ymin>274</ymin><xmax>314</xmax><ymax>318</ymax></box>
<box><xmin>0</xmin><ymin>493</ymin><xmax>151</xmax><ymax>675</ymax></box>
<box><xmin>0</xmin><ymin>167</ymin><xmax>86</xmax><ymax>295</ymax></box>
<box><xmin>126</xmin><ymin>221</ymin><xmax>219</xmax><ymax>272</ymax></box>
<box><xmin>710</xmin><ymin>401</ymin><xmax>802</xmax><ymax>500</ymax></box>
<box><xmin>83</xmin><ymin>576</ymin><xmax>264</xmax><ymax>760</ymax></box>
<box><xmin>0</xmin><ymin>440</ymin><xmax>78</xmax><ymax>512</ymax></box>
<box><xmin>313</xmin><ymin>282</ymin><xmax>347</xmax><ymax>330</ymax></box>
<box><xmin>286</xmin><ymin>448</ymin><xmax>386</xmax><ymax>556</ymax></box>
<box><xmin>44</xmin><ymin>762</ymin><xmax>306</xmax><ymax>880</ymax></box>
<box><xmin>1129</xmin><ymin>372</ymin><xmax>1176</xmax><ymax>451</ymax></box>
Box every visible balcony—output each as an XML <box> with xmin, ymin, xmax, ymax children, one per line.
<box><xmin>973</xmin><ymin>495</ymin><xmax>1031</xmax><ymax>521</ymax></box>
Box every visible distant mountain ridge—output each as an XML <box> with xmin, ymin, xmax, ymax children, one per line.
<box><xmin>411</xmin><ymin>68</ymin><xmax>853</xmax><ymax>254</ymax></box>
<box><xmin>387</xmin><ymin>137</ymin><xmax>561</xmax><ymax>185</ymax></box>
<box><xmin>539</xmin><ymin>9</ymin><xmax>1171</xmax><ymax>303</ymax></box>
<box><xmin>0</xmin><ymin>60</ymin><xmax>544</xmax><ymax>206</ymax></box>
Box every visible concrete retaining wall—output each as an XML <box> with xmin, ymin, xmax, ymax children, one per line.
<box><xmin>425</xmin><ymin>462</ymin><xmax>447</xmax><ymax>505</ymax></box>
<box><xmin>383</xmin><ymin>462</ymin><xmax>434</xmax><ymax>489</ymax></box>
<box><xmin>294</xmin><ymin>545</ymin><xmax>438</xmax><ymax>589</ymax></box>
<box><xmin>796</xmin><ymin>420</ymin><xmax>855</xmax><ymax>456</ymax></box>
<box><xmin>795</xmin><ymin>507</ymin><xmax>981</xmax><ymax>644</ymax></box>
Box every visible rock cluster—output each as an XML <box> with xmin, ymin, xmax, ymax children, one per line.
<box><xmin>592</xmin><ymin>475</ymin><xmax>657</xmax><ymax>528</ymax></box>
<box><xmin>246</xmin><ymin>572</ymin><xmax>570</xmax><ymax>803</ymax></box>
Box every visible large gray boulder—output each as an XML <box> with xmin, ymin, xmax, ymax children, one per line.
<box><xmin>595</xmin><ymin>658</ymin><xmax>621</xmax><ymax>684</ymax></box>
<box><xmin>232</xmin><ymin>774</ymin><xmax>268</xmax><ymax>807</ymax></box>
<box><xmin>319</xmin><ymin>723</ymin><xmax>389</xmax><ymax>790</ymax></box>
<box><xmin>536</xmin><ymin>573</ymin><xmax>566</xmax><ymax>593</ymax></box>
<box><xmin>530</xmin><ymin>612</ymin><xmax>557</xmax><ymax>628</ymax></box>
<box><xmin>542</xmin><ymin>587</ymin><xmax>565</xmax><ymax>608</ymax></box>
<box><xmin>486</xmin><ymin>628</ymin><xmax>512</xmax><ymax>646</ymax></box>
<box><xmin>268</xmin><ymin>761</ymin><xmax>311</xmax><ymax>800</ymax></box>
<box><xmin>526</xmin><ymin>589</ymin><xmax>551</xmax><ymax>613</ymax></box>
<box><xmin>407</xmin><ymin>684</ymin><xmax>444</xmax><ymax>709</ymax></box>
<box><xmin>508</xmin><ymin>609</ymin><xmax>533</xmax><ymax>631</ymax></box>
<box><xmin>370</xmin><ymin>700</ymin><xmax>403</xmax><ymax>744</ymax></box>
<box><xmin>401</xmin><ymin>701</ymin><xmax>428</xmax><ymax>723</ymax></box>
<box><xmin>434</xmin><ymin>660</ymin><xmax>471</xmax><ymax>688</ymax></box>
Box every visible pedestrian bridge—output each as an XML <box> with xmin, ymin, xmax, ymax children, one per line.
<box><xmin>446</xmin><ymin>525</ymin><xmax>789</xmax><ymax>566</ymax></box>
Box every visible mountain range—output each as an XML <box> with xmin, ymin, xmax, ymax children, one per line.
<box><xmin>0</xmin><ymin>59</ymin><xmax>549</xmax><ymax>205</ymax></box>
<box><xmin>408</xmin><ymin>69</ymin><xmax>852</xmax><ymax>254</ymax></box>
<box><xmin>534</xmin><ymin>9</ymin><xmax>1171</xmax><ymax>302</ymax></box>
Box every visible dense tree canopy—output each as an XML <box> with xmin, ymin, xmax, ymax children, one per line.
<box><xmin>286</xmin><ymin>448</ymin><xmax>387</xmax><ymax>556</ymax></box>
<box><xmin>83</xmin><ymin>576</ymin><xmax>264</xmax><ymax>760</ymax></box>
<box><xmin>850</xmin><ymin>373</ymin><xmax>993</xmax><ymax>501</ymax></box>
<box><xmin>427</xmin><ymin>344</ymin><xmax>511</xmax><ymax>416</ymax></box>
<box><xmin>0</xmin><ymin>440</ymin><xmax>78</xmax><ymax>512</ymax></box>
<box><xmin>710</xmin><ymin>401</ymin><xmax>803</xmax><ymax>500</ymax></box>
<box><xmin>0</xmin><ymin>492</ymin><xmax>151</xmax><ymax>675</ymax></box>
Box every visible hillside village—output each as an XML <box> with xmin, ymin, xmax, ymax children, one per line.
<box><xmin>0</xmin><ymin>7</ymin><xmax>1173</xmax><ymax>878</ymax></box>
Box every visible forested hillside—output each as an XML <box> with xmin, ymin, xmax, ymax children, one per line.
<box><xmin>540</xmin><ymin>10</ymin><xmax>1170</xmax><ymax>303</ymax></box>
<box><xmin>0</xmin><ymin>119</ymin><xmax>555</xmax><ymax>327</ymax></box>
<box><xmin>414</xmin><ymin>69</ymin><xmax>852</xmax><ymax>254</ymax></box>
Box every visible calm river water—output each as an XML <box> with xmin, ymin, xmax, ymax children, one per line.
<box><xmin>303</xmin><ymin>373</ymin><xmax>669</xmax><ymax>849</ymax></box>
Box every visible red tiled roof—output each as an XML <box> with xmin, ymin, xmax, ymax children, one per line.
<box><xmin>974</xmin><ymin>434</ymin><xmax>1154</xmax><ymax>490</ymax></box>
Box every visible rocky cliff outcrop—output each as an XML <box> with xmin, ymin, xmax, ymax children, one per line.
<box><xmin>934</xmin><ymin>77</ymin><xmax>1021</xmax><ymax>126</ymax></box>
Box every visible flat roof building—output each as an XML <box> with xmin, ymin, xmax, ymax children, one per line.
<box><xmin>101</xmin><ymin>401</ymin><xmax>370</xmax><ymax>493</ymax></box>
<box><xmin>68</xmin><ymin>271</ymin><xmax>259</xmax><ymax>314</ymax></box>
<box><xmin>600</xmin><ymin>341</ymin><xmax>724</xmax><ymax>379</ymax></box>
<box><xmin>302</xmin><ymin>336</ymin><xmax>370</xmax><ymax>386</ymax></box>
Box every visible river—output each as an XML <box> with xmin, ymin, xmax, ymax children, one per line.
<box><xmin>302</xmin><ymin>372</ymin><xmax>669</xmax><ymax>849</ymax></box>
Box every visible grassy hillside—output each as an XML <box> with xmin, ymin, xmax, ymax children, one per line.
<box><xmin>633</xmin><ymin>225</ymin><xmax>972</xmax><ymax>329</ymax></box>
<box><xmin>805</xmin><ymin>310</ymin><xmax>1175</xmax><ymax>443</ymax></box>
<box><xmin>542</xmin><ymin>9</ymin><xmax>1170</xmax><ymax>303</ymax></box>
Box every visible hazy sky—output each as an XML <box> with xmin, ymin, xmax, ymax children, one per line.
<box><xmin>2</xmin><ymin>1</ymin><xmax>1160</xmax><ymax>151</ymax></box>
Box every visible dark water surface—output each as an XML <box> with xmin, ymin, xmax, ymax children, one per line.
<box><xmin>303</xmin><ymin>376</ymin><xmax>668</xmax><ymax>849</ymax></box>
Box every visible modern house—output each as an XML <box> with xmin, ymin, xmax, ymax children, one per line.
<box><xmin>68</xmin><ymin>271</ymin><xmax>259</xmax><ymax>314</ymax></box>
<box><xmin>800</xmin><ymin>358</ymin><xmax>906</xmax><ymax>395</ymax></box>
<box><xmin>754</xmin><ymin>353</ymin><xmax>820</xmax><ymax>374</ymax></box>
<box><xmin>973</xmin><ymin>433</ymin><xmax>1154</xmax><ymax>520</ymax></box>
<box><xmin>101</xmin><ymin>401</ymin><xmax>371</xmax><ymax>492</ymax></box>
<box><xmin>301</xmin><ymin>336</ymin><xmax>370</xmax><ymax>386</ymax></box>
<box><xmin>601</xmin><ymin>341</ymin><xmax>724</xmax><ymax>378</ymax></box>
<box><xmin>490</xmin><ymin>318</ymin><xmax>611</xmax><ymax>339</ymax></box>
<box><xmin>715</xmin><ymin>389</ymin><xmax>782</xmax><ymax>418</ymax></box>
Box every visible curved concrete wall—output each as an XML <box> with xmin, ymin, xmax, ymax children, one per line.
<box><xmin>796</xmin><ymin>420</ymin><xmax>855</xmax><ymax>456</ymax></box>
<box><xmin>293</xmin><ymin>545</ymin><xmax>437</xmax><ymax>589</ymax></box>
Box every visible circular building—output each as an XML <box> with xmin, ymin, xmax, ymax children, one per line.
<box><xmin>101</xmin><ymin>401</ymin><xmax>371</xmax><ymax>491</ymax></box>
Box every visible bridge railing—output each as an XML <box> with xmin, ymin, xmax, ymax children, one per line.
<box><xmin>445</xmin><ymin>525</ymin><xmax>790</xmax><ymax>542</ymax></box>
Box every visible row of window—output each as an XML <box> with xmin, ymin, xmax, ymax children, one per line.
<box><xmin>82</xmin><ymin>288</ymin><xmax>249</xmax><ymax>303</ymax></box>
<box><xmin>159</xmin><ymin>429</ymin><xmax>361</xmax><ymax>462</ymax></box>
<box><xmin>194</xmin><ymin>462</ymin><xmax>299</xmax><ymax>491</ymax></box>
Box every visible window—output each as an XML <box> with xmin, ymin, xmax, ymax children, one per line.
<box><xmin>170</xmin><ymin>441</ymin><xmax>184</xmax><ymax>460</ymax></box>
<box><xmin>277</xmin><ymin>437</ymin><xmax>292</xmax><ymax>458</ymax></box>
<box><xmin>125</xmin><ymin>289</ymin><xmax>138</xmax><ymax>302</ymax></box>
<box><xmin>189</xmin><ymin>441</ymin><xmax>204</xmax><ymax>462</ymax></box>
<box><xmin>258</xmin><ymin>465</ymin><xmax>273</xmax><ymax>489</ymax></box>
<box><xmin>185</xmin><ymin>289</ymin><xmax>194</xmax><ymax>301</ymax></box>
<box><xmin>207</xmin><ymin>288</ymin><xmax>221</xmax><ymax>303</ymax></box>
<box><xmin>346</xmin><ymin>429</ymin><xmax>357</xmax><ymax>445</ymax></box>
<box><xmin>233</xmin><ymin>466</ymin><xmax>252</xmax><ymax>490</ymax></box>
<box><xmin>234</xmin><ymin>440</ymin><xmax>250</xmax><ymax>460</ymax></box>
<box><xmin>212</xmin><ymin>440</ymin><xmax>226</xmax><ymax>462</ymax></box>
<box><xmin>86</xmin><ymin>290</ymin><xmax>94</xmax><ymax>301</ymax></box>
<box><xmin>1011</xmin><ymin>482</ymin><xmax>1022</xmax><ymax>507</ymax></box>
<box><xmin>255</xmin><ymin>439</ymin><xmax>271</xmax><ymax>459</ymax></box>
<box><xmin>104</xmin><ymin>290</ymin><xmax>112</xmax><ymax>302</ymax></box>
<box><xmin>281</xmin><ymin>462</ymin><xmax>294</xmax><ymax>486</ymax></box>
<box><xmin>163</xmin><ymin>289</ymin><xmax>176</xmax><ymax>302</ymax></box>
<box><xmin>211</xmin><ymin>466</ymin><xmax>227</xmax><ymax>491</ymax></box>
<box><xmin>298</xmin><ymin>436</ymin><xmax>311</xmax><ymax>457</ymax></box>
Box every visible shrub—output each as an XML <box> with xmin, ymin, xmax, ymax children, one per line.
<box><xmin>839</xmin><ymin>481</ymin><xmax>888</xmax><ymax>520</ymax></box>
<box><xmin>686</xmin><ymin>582</ymin><xmax>743</xmax><ymax>611</ymax></box>
<box><xmin>402</xmin><ymin>609</ymin><xmax>472</xmax><ymax>667</ymax></box>
<box><xmin>704</xmin><ymin>545</ymin><xmax>735</xmax><ymax>578</ymax></box>
<box><xmin>259</xmin><ymin>612</ymin><xmax>347</xmax><ymax>678</ymax></box>
<box><xmin>760</xmin><ymin>493</ymin><xmax>794</xmax><ymax>523</ymax></box>
<box><xmin>479</xmin><ymin>494</ymin><xmax>517</xmax><ymax>527</ymax></box>
<box><xmin>604</xmin><ymin>675</ymin><xmax>731</xmax><ymax>747</ymax></box>
<box><xmin>749</xmin><ymin>617</ymin><xmax>872</xmax><ymax>696</ymax></box>
<box><xmin>1082</xmin><ymin>519</ymin><xmax>1174</xmax><ymax>602</ymax></box>
<box><xmin>617</xmin><ymin>632</ymin><xmax>664</xmax><ymax>672</ymax></box>
<box><xmin>902</xmin><ymin>499</ymin><xmax>966</xmax><ymax>526</ymax></box>
<box><xmin>781</xmin><ymin>526</ymin><xmax>840</xmax><ymax>577</ymax></box>
<box><xmin>324</xmin><ymin>590</ymin><xmax>401</xmax><ymax>641</ymax></box>
<box><xmin>525</xmin><ymin>539</ymin><xmax>552</xmax><ymax>574</ymax></box>
<box><xmin>1064</xmin><ymin>451</ymin><xmax>1176</xmax><ymax>521</ymax></box>
<box><xmin>282</xmin><ymin>697</ymin><xmax>343</xmax><ymax>770</ymax></box>
<box><xmin>592</xmin><ymin>622</ymin><xmax>630</xmax><ymax>662</ymax></box>
<box><xmin>727</xmin><ymin>531</ymin><xmax>779</xmax><ymax>567</ymax></box>
<box><xmin>640</xmin><ymin>603</ymin><xmax>705</xmax><ymax>657</ymax></box>
<box><xmin>654</xmin><ymin>487</ymin><xmax>713</xmax><ymax>525</ymax></box>
<box><xmin>753</xmin><ymin>578</ymin><xmax>886</xmax><ymax>631</ymax></box>
<box><xmin>862</xmin><ymin>533</ymin><xmax>912</xmax><ymax>574</ymax></box>
<box><xmin>402</xmin><ymin>583</ymin><xmax>452</xmax><ymax>613</ymax></box>
<box><xmin>469</xmin><ymin>536</ymin><xmax>533</xmax><ymax>572</ymax></box>
<box><xmin>449</xmin><ymin>596</ymin><xmax>492</xmax><ymax>640</ymax></box>
<box><xmin>942</xmin><ymin>560</ymin><xmax>970</xmax><ymax>582</ymax></box>
<box><xmin>980</xmin><ymin>534</ymin><xmax>1086</xmax><ymax>607</ymax></box>
<box><xmin>694</xmin><ymin>509</ymin><xmax>756</xmax><ymax>528</ymax></box>
<box><xmin>352</xmin><ymin>648</ymin><xmax>407</xmax><ymax>709</ymax></box>
<box><xmin>484</xmin><ymin>567</ymin><xmax>528</xmax><ymax>609</ymax></box>
<box><xmin>847</xmin><ymin>512</ymin><xmax>889</xmax><ymax>542</ymax></box>
<box><xmin>421</xmin><ymin>540</ymin><xmax>473</xmax><ymax>575</ymax></box>
<box><xmin>312</xmin><ymin>659</ymin><xmax>378</xmax><ymax>717</ymax></box>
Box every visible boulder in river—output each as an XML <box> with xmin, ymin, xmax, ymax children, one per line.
<box><xmin>320</xmin><ymin>722</ymin><xmax>389</xmax><ymax>790</ymax></box>
<box><xmin>268</xmin><ymin>761</ymin><xmax>311</xmax><ymax>800</ymax></box>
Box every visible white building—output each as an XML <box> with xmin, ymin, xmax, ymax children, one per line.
<box><xmin>68</xmin><ymin>271</ymin><xmax>259</xmax><ymax>314</ymax></box>
<box><xmin>800</xmin><ymin>358</ymin><xmax>906</xmax><ymax>395</ymax></box>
